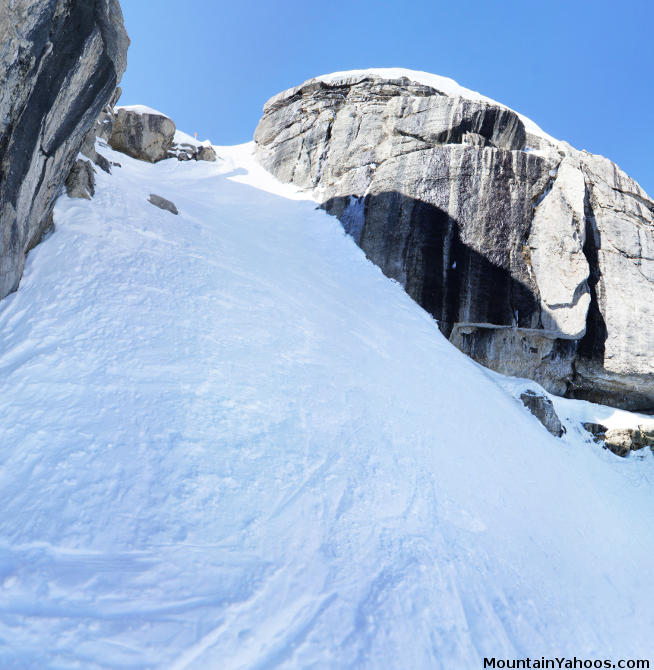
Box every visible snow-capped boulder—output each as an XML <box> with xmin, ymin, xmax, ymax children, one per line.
<box><xmin>109</xmin><ymin>106</ymin><xmax>176</xmax><ymax>163</ymax></box>
<box><xmin>0</xmin><ymin>0</ymin><xmax>128</xmax><ymax>300</ymax></box>
<box><xmin>255</xmin><ymin>69</ymin><xmax>654</xmax><ymax>411</ymax></box>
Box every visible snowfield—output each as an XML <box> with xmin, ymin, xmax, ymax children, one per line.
<box><xmin>0</xmin><ymin>141</ymin><xmax>653</xmax><ymax>668</ymax></box>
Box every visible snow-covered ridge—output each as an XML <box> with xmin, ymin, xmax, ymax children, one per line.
<box><xmin>174</xmin><ymin>128</ymin><xmax>213</xmax><ymax>148</ymax></box>
<box><xmin>317</xmin><ymin>67</ymin><xmax>501</xmax><ymax>104</ymax></box>
<box><xmin>116</xmin><ymin>103</ymin><xmax>171</xmax><ymax>118</ymax></box>
<box><xmin>313</xmin><ymin>68</ymin><xmax>556</xmax><ymax>144</ymax></box>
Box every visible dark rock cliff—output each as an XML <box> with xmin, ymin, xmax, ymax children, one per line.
<box><xmin>0</xmin><ymin>0</ymin><xmax>129</xmax><ymax>299</ymax></box>
<box><xmin>255</xmin><ymin>70</ymin><xmax>654</xmax><ymax>411</ymax></box>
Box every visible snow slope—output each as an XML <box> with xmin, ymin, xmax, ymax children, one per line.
<box><xmin>0</xmin><ymin>140</ymin><xmax>653</xmax><ymax>668</ymax></box>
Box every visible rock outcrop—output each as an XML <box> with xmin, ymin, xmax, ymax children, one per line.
<box><xmin>109</xmin><ymin>106</ymin><xmax>175</xmax><ymax>163</ymax></box>
<box><xmin>65</xmin><ymin>159</ymin><xmax>96</xmax><ymax>200</ymax></box>
<box><xmin>255</xmin><ymin>70</ymin><xmax>654</xmax><ymax>411</ymax></box>
<box><xmin>78</xmin><ymin>86</ymin><xmax>123</xmax><ymax>175</ymax></box>
<box><xmin>107</xmin><ymin>108</ymin><xmax>218</xmax><ymax>164</ymax></box>
<box><xmin>170</xmin><ymin>140</ymin><xmax>217</xmax><ymax>162</ymax></box>
<box><xmin>520</xmin><ymin>391</ymin><xmax>565</xmax><ymax>437</ymax></box>
<box><xmin>583</xmin><ymin>422</ymin><xmax>654</xmax><ymax>458</ymax></box>
<box><xmin>196</xmin><ymin>145</ymin><xmax>217</xmax><ymax>162</ymax></box>
<box><xmin>65</xmin><ymin>89</ymin><xmax>124</xmax><ymax>202</ymax></box>
<box><xmin>0</xmin><ymin>0</ymin><xmax>129</xmax><ymax>300</ymax></box>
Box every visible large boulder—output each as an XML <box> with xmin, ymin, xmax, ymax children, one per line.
<box><xmin>109</xmin><ymin>106</ymin><xmax>176</xmax><ymax>163</ymax></box>
<box><xmin>254</xmin><ymin>69</ymin><xmax>654</xmax><ymax>411</ymax></box>
<box><xmin>0</xmin><ymin>0</ymin><xmax>129</xmax><ymax>300</ymax></box>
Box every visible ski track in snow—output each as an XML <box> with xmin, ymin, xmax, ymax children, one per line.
<box><xmin>0</xmin><ymin>141</ymin><xmax>652</xmax><ymax>668</ymax></box>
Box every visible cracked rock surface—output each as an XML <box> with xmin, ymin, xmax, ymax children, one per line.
<box><xmin>0</xmin><ymin>0</ymin><xmax>128</xmax><ymax>299</ymax></box>
<box><xmin>255</xmin><ymin>70</ymin><xmax>654</xmax><ymax>410</ymax></box>
<box><xmin>109</xmin><ymin>107</ymin><xmax>175</xmax><ymax>163</ymax></box>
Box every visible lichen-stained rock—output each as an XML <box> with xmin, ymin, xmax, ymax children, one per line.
<box><xmin>0</xmin><ymin>0</ymin><xmax>129</xmax><ymax>300</ymax></box>
<box><xmin>583</xmin><ymin>422</ymin><xmax>654</xmax><ymax>458</ymax></box>
<box><xmin>254</xmin><ymin>69</ymin><xmax>654</xmax><ymax>411</ymax></box>
<box><xmin>109</xmin><ymin>107</ymin><xmax>176</xmax><ymax>163</ymax></box>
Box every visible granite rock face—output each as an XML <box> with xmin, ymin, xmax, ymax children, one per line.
<box><xmin>0</xmin><ymin>0</ymin><xmax>129</xmax><ymax>300</ymax></box>
<box><xmin>255</xmin><ymin>70</ymin><xmax>654</xmax><ymax>411</ymax></box>
<box><xmin>109</xmin><ymin>107</ymin><xmax>175</xmax><ymax>163</ymax></box>
<box><xmin>78</xmin><ymin>86</ymin><xmax>122</xmax><ymax>174</ymax></box>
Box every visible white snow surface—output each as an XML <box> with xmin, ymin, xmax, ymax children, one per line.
<box><xmin>315</xmin><ymin>68</ymin><xmax>556</xmax><ymax>143</ymax></box>
<box><xmin>173</xmin><ymin>129</ymin><xmax>212</xmax><ymax>148</ymax></box>
<box><xmin>116</xmin><ymin>104</ymin><xmax>171</xmax><ymax>118</ymax></box>
<box><xmin>0</xmin><ymin>140</ymin><xmax>653</xmax><ymax>668</ymax></box>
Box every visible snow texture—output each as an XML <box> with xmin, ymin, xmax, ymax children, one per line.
<box><xmin>0</xmin><ymin>140</ymin><xmax>653</xmax><ymax>668</ymax></box>
<box><xmin>116</xmin><ymin>104</ymin><xmax>171</xmax><ymax>118</ymax></box>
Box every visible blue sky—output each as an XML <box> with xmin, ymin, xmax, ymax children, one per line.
<box><xmin>119</xmin><ymin>0</ymin><xmax>653</xmax><ymax>194</ymax></box>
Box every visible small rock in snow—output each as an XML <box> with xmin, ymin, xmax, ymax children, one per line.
<box><xmin>148</xmin><ymin>193</ymin><xmax>178</xmax><ymax>215</ymax></box>
<box><xmin>520</xmin><ymin>390</ymin><xmax>565</xmax><ymax>437</ymax></box>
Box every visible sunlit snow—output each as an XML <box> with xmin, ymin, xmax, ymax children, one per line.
<box><xmin>0</xmin><ymin>140</ymin><xmax>653</xmax><ymax>668</ymax></box>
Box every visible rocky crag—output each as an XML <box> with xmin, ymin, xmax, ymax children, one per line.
<box><xmin>255</xmin><ymin>69</ymin><xmax>654</xmax><ymax>411</ymax></box>
<box><xmin>0</xmin><ymin>0</ymin><xmax>129</xmax><ymax>300</ymax></box>
<box><xmin>67</xmin><ymin>102</ymin><xmax>218</xmax><ymax>200</ymax></box>
<box><xmin>107</xmin><ymin>106</ymin><xmax>218</xmax><ymax>164</ymax></box>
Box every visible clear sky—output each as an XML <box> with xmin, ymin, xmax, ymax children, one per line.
<box><xmin>118</xmin><ymin>0</ymin><xmax>653</xmax><ymax>195</ymax></box>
